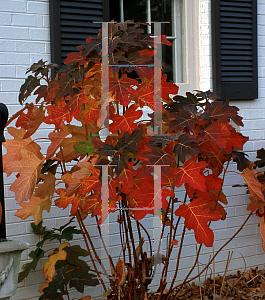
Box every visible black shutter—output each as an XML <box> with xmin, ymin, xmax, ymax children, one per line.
<box><xmin>49</xmin><ymin>0</ymin><xmax>109</xmax><ymax>66</ymax></box>
<box><xmin>211</xmin><ymin>0</ymin><xmax>257</xmax><ymax>100</ymax></box>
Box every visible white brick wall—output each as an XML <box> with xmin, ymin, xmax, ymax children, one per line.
<box><xmin>0</xmin><ymin>0</ymin><xmax>265</xmax><ymax>299</ymax></box>
<box><xmin>197</xmin><ymin>0</ymin><xmax>265</xmax><ymax>288</ymax></box>
<box><xmin>0</xmin><ymin>1</ymin><xmax>52</xmax><ymax>299</ymax></box>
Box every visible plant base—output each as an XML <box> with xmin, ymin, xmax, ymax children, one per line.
<box><xmin>0</xmin><ymin>240</ymin><xmax>29</xmax><ymax>300</ymax></box>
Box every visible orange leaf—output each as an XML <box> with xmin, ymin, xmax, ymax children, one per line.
<box><xmin>35</xmin><ymin>172</ymin><xmax>56</xmax><ymax>199</ymax></box>
<box><xmin>115</xmin><ymin>259</ymin><xmax>126</xmax><ymax>285</ymax></box>
<box><xmin>247</xmin><ymin>196</ymin><xmax>264</xmax><ymax>214</ymax></box>
<box><xmin>175</xmin><ymin>197</ymin><xmax>221</xmax><ymax>247</ymax></box>
<box><xmin>80</xmin><ymin>297</ymin><xmax>91</xmax><ymax>300</ymax></box>
<box><xmin>55</xmin><ymin>189</ymin><xmax>81</xmax><ymax>214</ymax></box>
<box><xmin>171</xmin><ymin>239</ymin><xmax>178</xmax><ymax>246</ymax></box>
<box><xmin>79</xmin><ymin>165</ymin><xmax>101</xmax><ymax>195</ymax></box>
<box><xmin>6</xmin><ymin>148</ymin><xmax>44</xmax><ymax>202</ymax></box>
<box><xmin>15</xmin><ymin>194</ymin><xmax>51</xmax><ymax>224</ymax></box>
<box><xmin>242</xmin><ymin>168</ymin><xmax>265</xmax><ymax>201</ymax></box>
<box><xmin>81</xmin><ymin>190</ymin><xmax>101</xmax><ymax>215</ymax></box>
<box><xmin>43</xmin><ymin>242</ymin><xmax>68</xmax><ymax>282</ymax></box>
<box><xmin>23</xmin><ymin>106</ymin><xmax>45</xmax><ymax>139</ymax></box>
<box><xmin>46</xmin><ymin>123</ymin><xmax>70</xmax><ymax>159</ymax></box>
<box><xmin>3</xmin><ymin>127</ymin><xmax>42</xmax><ymax>176</ymax></box>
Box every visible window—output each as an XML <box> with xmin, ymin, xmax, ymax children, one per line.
<box><xmin>211</xmin><ymin>0</ymin><xmax>257</xmax><ymax>100</ymax></box>
<box><xmin>110</xmin><ymin>0</ymin><xmax>199</xmax><ymax>94</ymax></box>
<box><xmin>49</xmin><ymin>0</ymin><xmax>199</xmax><ymax>94</ymax></box>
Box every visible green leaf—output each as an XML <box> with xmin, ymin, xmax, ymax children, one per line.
<box><xmin>233</xmin><ymin>151</ymin><xmax>249</xmax><ymax>172</ymax></box>
<box><xmin>61</xmin><ymin>227</ymin><xmax>81</xmax><ymax>241</ymax></box>
<box><xmin>18</xmin><ymin>248</ymin><xmax>44</xmax><ymax>282</ymax></box>
<box><xmin>68</xmin><ymin>266</ymin><xmax>99</xmax><ymax>293</ymax></box>
<box><xmin>31</xmin><ymin>221</ymin><xmax>51</xmax><ymax>235</ymax></box>
<box><xmin>103</xmin><ymin>289</ymin><xmax>113</xmax><ymax>298</ymax></box>
<box><xmin>255</xmin><ymin>148</ymin><xmax>265</xmax><ymax>168</ymax></box>
<box><xmin>40</xmin><ymin>268</ymin><xmax>67</xmax><ymax>300</ymax></box>
<box><xmin>65</xmin><ymin>245</ymin><xmax>89</xmax><ymax>267</ymax></box>
<box><xmin>74</xmin><ymin>133</ymin><xmax>97</xmax><ymax>155</ymax></box>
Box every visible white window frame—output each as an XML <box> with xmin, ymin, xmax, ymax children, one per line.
<box><xmin>118</xmin><ymin>0</ymin><xmax>199</xmax><ymax>95</ymax></box>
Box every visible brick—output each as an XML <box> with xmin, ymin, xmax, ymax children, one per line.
<box><xmin>43</xmin><ymin>15</ymin><xmax>49</xmax><ymax>27</ymax></box>
<box><xmin>1</xmin><ymin>79</ymin><xmax>25</xmax><ymax>92</ymax></box>
<box><xmin>0</xmin><ymin>65</ymin><xmax>16</xmax><ymax>78</ymax></box>
<box><xmin>0</xmin><ymin>1</ymin><xmax>27</xmax><ymax>13</ymax></box>
<box><xmin>15</xmin><ymin>65</ymin><xmax>29</xmax><ymax>78</ymax></box>
<box><xmin>15</xmin><ymin>41</ymin><xmax>45</xmax><ymax>53</ymax></box>
<box><xmin>30</xmin><ymin>53</ymin><xmax>50</xmax><ymax>64</ymax></box>
<box><xmin>0</xmin><ymin>13</ymin><xmax>11</xmax><ymax>25</ymax></box>
<box><xmin>0</xmin><ymin>52</ymin><xmax>30</xmax><ymax>65</ymax></box>
<box><xmin>13</xmin><ymin>284</ymin><xmax>42</xmax><ymax>300</ymax></box>
<box><xmin>29</xmin><ymin>28</ymin><xmax>50</xmax><ymax>41</ymax></box>
<box><xmin>27</xmin><ymin>1</ymin><xmax>49</xmax><ymax>15</ymax></box>
<box><xmin>11</xmin><ymin>13</ymin><xmax>43</xmax><ymax>27</ymax></box>
<box><xmin>0</xmin><ymin>26</ymin><xmax>29</xmax><ymax>40</ymax></box>
<box><xmin>6</xmin><ymin>222</ymin><xmax>27</xmax><ymax>236</ymax></box>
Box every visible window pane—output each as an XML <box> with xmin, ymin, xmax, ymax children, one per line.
<box><xmin>151</xmin><ymin>0</ymin><xmax>172</xmax><ymax>37</ymax></box>
<box><xmin>123</xmin><ymin>1</ymin><xmax>147</xmax><ymax>23</ymax></box>
<box><xmin>162</xmin><ymin>44</ymin><xmax>173</xmax><ymax>82</ymax></box>
<box><xmin>174</xmin><ymin>0</ymin><xmax>186</xmax><ymax>83</ymax></box>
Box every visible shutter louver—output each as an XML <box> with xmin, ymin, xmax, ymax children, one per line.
<box><xmin>212</xmin><ymin>0</ymin><xmax>257</xmax><ymax>100</ymax></box>
<box><xmin>50</xmin><ymin>0</ymin><xmax>109</xmax><ymax>66</ymax></box>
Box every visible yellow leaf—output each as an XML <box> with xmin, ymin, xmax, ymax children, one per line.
<box><xmin>15</xmin><ymin>194</ymin><xmax>51</xmax><ymax>224</ymax></box>
<box><xmin>43</xmin><ymin>242</ymin><xmax>69</xmax><ymax>282</ymax></box>
<box><xmin>39</xmin><ymin>282</ymin><xmax>49</xmax><ymax>293</ymax></box>
<box><xmin>6</xmin><ymin>148</ymin><xmax>45</xmax><ymax>202</ymax></box>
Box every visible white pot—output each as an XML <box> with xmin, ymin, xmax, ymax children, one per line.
<box><xmin>0</xmin><ymin>240</ymin><xmax>29</xmax><ymax>300</ymax></box>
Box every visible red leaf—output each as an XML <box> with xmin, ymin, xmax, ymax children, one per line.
<box><xmin>114</xmin><ymin>161</ymin><xmax>137</xmax><ymax>194</ymax></box>
<box><xmin>198</xmin><ymin>122</ymin><xmax>231</xmax><ymax>149</ymax></box>
<box><xmin>65</xmin><ymin>92</ymin><xmax>88</xmax><ymax>120</ymax></box>
<box><xmin>109</xmin><ymin>74</ymin><xmax>139</xmax><ymax>106</ymax></box>
<box><xmin>161</xmin><ymin>74</ymin><xmax>179</xmax><ymax>100</ymax></box>
<box><xmin>43</xmin><ymin>102</ymin><xmax>72</xmax><ymax>130</ymax></box>
<box><xmin>175</xmin><ymin>197</ymin><xmax>221</xmax><ymax>247</ymax></box>
<box><xmin>109</xmin><ymin>104</ymin><xmax>142</xmax><ymax>134</ymax></box>
<box><xmin>170</xmin><ymin>157</ymin><xmax>207</xmax><ymax>192</ymax></box>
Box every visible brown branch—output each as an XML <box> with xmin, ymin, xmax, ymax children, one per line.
<box><xmin>76</xmin><ymin>212</ymin><xmax>107</xmax><ymax>291</ymax></box>
<box><xmin>167</xmin><ymin>211</ymin><xmax>253</xmax><ymax>297</ymax></box>
<box><xmin>168</xmin><ymin>225</ymin><xmax>186</xmax><ymax>292</ymax></box>
<box><xmin>95</xmin><ymin>215</ymin><xmax>116</xmax><ymax>279</ymax></box>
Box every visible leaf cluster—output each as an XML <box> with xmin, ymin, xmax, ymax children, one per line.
<box><xmin>3</xmin><ymin>20</ymin><xmax>263</xmax><ymax>299</ymax></box>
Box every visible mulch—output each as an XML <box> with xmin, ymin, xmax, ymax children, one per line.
<box><xmin>149</xmin><ymin>267</ymin><xmax>265</xmax><ymax>299</ymax></box>
<box><xmin>106</xmin><ymin>267</ymin><xmax>265</xmax><ymax>299</ymax></box>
